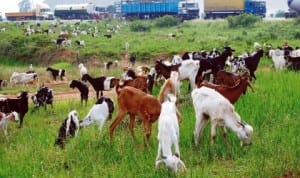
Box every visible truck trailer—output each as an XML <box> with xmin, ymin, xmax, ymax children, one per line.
<box><xmin>54</xmin><ymin>3</ymin><xmax>109</xmax><ymax>20</ymax></box>
<box><xmin>285</xmin><ymin>0</ymin><xmax>300</xmax><ymax>18</ymax></box>
<box><xmin>204</xmin><ymin>0</ymin><xmax>266</xmax><ymax>19</ymax></box>
<box><xmin>121</xmin><ymin>0</ymin><xmax>199</xmax><ymax>20</ymax></box>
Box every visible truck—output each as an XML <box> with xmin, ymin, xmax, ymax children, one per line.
<box><xmin>120</xmin><ymin>0</ymin><xmax>199</xmax><ymax>20</ymax></box>
<box><xmin>285</xmin><ymin>0</ymin><xmax>300</xmax><ymax>18</ymax></box>
<box><xmin>204</xmin><ymin>0</ymin><xmax>266</xmax><ymax>19</ymax></box>
<box><xmin>5</xmin><ymin>2</ymin><xmax>54</xmax><ymax>21</ymax></box>
<box><xmin>54</xmin><ymin>3</ymin><xmax>109</xmax><ymax>20</ymax></box>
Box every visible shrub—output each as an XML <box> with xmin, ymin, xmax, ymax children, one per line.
<box><xmin>154</xmin><ymin>15</ymin><xmax>180</xmax><ymax>28</ymax></box>
<box><xmin>129</xmin><ymin>20</ymin><xmax>151</xmax><ymax>32</ymax></box>
<box><xmin>226</xmin><ymin>14</ymin><xmax>262</xmax><ymax>28</ymax></box>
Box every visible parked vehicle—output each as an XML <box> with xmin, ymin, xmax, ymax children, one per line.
<box><xmin>203</xmin><ymin>0</ymin><xmax>266</xmax><ymax>19</ymax></box>
<box><xmin>285</xmin><ymin>0</ymin><xmax>300</xmax><ymax>18</ymax></box>
<box><xmin>120</xmin><ymin>0</ymin><xmax>199</xmax><ymax>20</ymax></box>
<box><xmin>54</xmin><ymin>3</ymin><xmax>109</xmax><ymax>20</ymax></box>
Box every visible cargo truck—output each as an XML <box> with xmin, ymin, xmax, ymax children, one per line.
<box><xmin>120</xmin><ymin>0</ymin><xmax>199</xmax><ymax>20</ymax></box>
<box><xmin>204</xmin><ymin>0</ymin><xmax>266</xmax><ymax>19</ymax></box>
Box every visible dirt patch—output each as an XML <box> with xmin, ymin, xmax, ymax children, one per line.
<box><xmin>39</xmin><ymin>49</ymin><xmax>78</xmax><ymax>65</ymax></box>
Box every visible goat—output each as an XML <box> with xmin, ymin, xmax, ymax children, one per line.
<box><xmin>129</xmin><ymin>53</ymin><xmax>137</xmax><ymax>67</ymax></box>
<box><xmin>81</xmin><ymin>74</ymin><xmax>118</xmax><ymax>98</ymax></box>
<box><xmin>75</xmin><ymin>40</ymin><xmax>85</xmax><ymax>47</ymax></box>
<box><xmin>214</xmin><ymin>70</ymin><xmax>242</xmax><ymax>87</ymax></box>
<box><xmin>0</xmin><ymin>111</ymin><xmax>19</xmax><ymax>139</ymax></box>
<box><xmin>119</xmin><ymin>69</ymin><xmax>150</xmax><ymax>93</ymax></box>
<box><xmin>0</xmin><ymin>80</ymin><xmax>8</xmax><ymax>89</ymax></box>
<box><xmin>10</xmin><ymin>72</ymin><xmax>38</xmax><ymax>86</ymax></box>
<box><xmin>104</xmin><ymin>34</ymin><xmax>112</xmax><ymax>38</ymax></box>
<box><xmin>0</xmin><ymin>92</ymin><xmax>28</xmax><ymax>127</ymax></box>
<box><xmin>155</xmin><ymin>94</ymin><xmax>186</xmax><ymax>173</ymax></box>
<box><xmin>269</xmin><ymin>49</ymin><xmax>286</xmax><ymax>70</ymax></box>
<box><xmin>78</xmin><ymin>63</ymin><xmax>88</xmax><ymax>78</ymax></box>
<box><xmin>198</xmin><ymin>72</ymin><xmax>254</xmax><ymax>104</ymax></box>
<box><xmin>241</xmin><ymin>49</ymin><xmax>264</xmax><ymax>81</ymax></box>
<box><xmin>192</xmin><ymin>87</ymin><xmax>253</xmax><ymax>146</ymax></box>
<box><xmin>109</xmin><ymin>86</ymin><xmax>161</xmax><ymax>145</ymax></box>
<box><xmin>69</xmin><ymin>80</ymin><xmax>89</xmax><ymax>105</ymax></box>
<box><xmin>80</xmin><ymin>97</ymin><xmax>114</xmax><ymax>131</ymax></box>
<box><xmin>285</xmin><ymin>55</ymin><xmax>300</xmax><ymax>70</ymax></box>
<box><xmin>31</xmin><ymin>86</ymin><xmax>53</xmax><ymax>111</ymax></box>
<box><xmin>54</xmin><ymin>110</ymin><xmax>80</xmax><ymax>149</ymax></box>
<box><xmin>46</xmin><ymin>67</ymin><xmax>65</xmax><ymax>81</ymax></box>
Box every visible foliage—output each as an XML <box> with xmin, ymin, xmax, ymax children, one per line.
<box><xmin>154</xmin><ymin>15</ymin><xmax>180</xmax><ymax>28</ymax></box>
<box><xmin>226</xmin><ymin>14</ymin><xmax>262</xmax><ymax>28</ymax></box>
<box><xmin>129</xmin><ymin>20</ymin><xmax>151</xmax><ymax>32</ymax></box>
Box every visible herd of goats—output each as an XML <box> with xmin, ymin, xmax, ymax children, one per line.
<box><xmin>1</xmin><ymin>30</ymin><xmax>300</xmax><ymax>172</ymax></box>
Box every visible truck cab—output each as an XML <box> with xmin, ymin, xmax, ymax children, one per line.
<box><xmin>178</xmin><ymin>1</ymin><xmax>200</xmax><ymax>20</ymax></box>
<box><xmin>244</xmin><ymin>0</ymin><xmax>266</xmax><ymax>17</ymax></box>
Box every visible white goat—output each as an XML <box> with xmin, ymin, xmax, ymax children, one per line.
<box><xmin>192</xmin><ymin>87</ymin><xmax>253</xmax><ymax>147</ymax></box>
<box><xmin>171</xmin><ymin>55</ymin><xmax>183</xmax><ymax>65</ymax></box>
<box><xmin>78</xmin><ymin>63</ymin><xmax>88</xmax><ymax>78</ymax></box>
<box><xmin>156</xmin><ymin>94</ymin><xmax>186</xmax><ymax>173</ymax></box>
<box><xmin>269</xmin><ymin>49</ymin><xmax>286</xmax><ymax>70</ymax></box>
<box><xmin>0</xmin><ymin>111</ymin><xmax>19</xmax><ymax>139</ymax></box>
<box><xmin>79</xmin><ymin>97</ymin><xmax>114</xmax><ymax>131</ymax></box>
<box><xmin>10</xmin><ymin>72</ymin><xmax>38</xmax><ymax>86</ymax></box>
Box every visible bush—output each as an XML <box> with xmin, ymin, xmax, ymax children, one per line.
<box><xmin>226</xmin><ymin>14</ymin><xmax>262</xmax><ymax>28</ymax></box>
<box><xmin>154</xmin><ymin>15</ymin><xmax>180</xmax><ymax>28</ymax></box>
<box><xmin>129</xmin><ymin>20</ymin><xmax>151</xmax><ymax>32</ymax></box>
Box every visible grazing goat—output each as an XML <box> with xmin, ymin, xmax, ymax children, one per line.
<box><xmin>54</xmin><ymin>110</ymin><xmax>80</xmax><ymax>149</ymax></box>
<box><xmin>82</xmin><ymin>74</ymin><xmax>118</xmax><ymax>98</ymax></box>
<box><xmin>80</xmin><ymin>97</ymin><xmax>114</xmax><ymax>131</ymax></box>
<box><xmin>0</xmin><ymin>92</ymin><xmax>28</xmax><ymax>127</ymax></box>
<box><xmin>119</xmin><ymin>69</ymin><xmax>150</xmax><ymax>93</ymax></box>
<box><xmin>10</xmin><ymin>72</ymin><xmax>38</xmax><ymax>86</ymax></box>
<box><xmin>109</xmin><ymin>86</ymin><xmax>161</xmax><ymax>145</ymax></box>
<box><xmin>31</xmin><ymin>86</ymin><xmax>53</xmax><ymax>111</ymax></box>
<box><xmin>46</xmin><ymin>67</ymin><xmax>65</xmax><ymax>81</ymax></box>
<box><xmin>214</xmin><ymin>70</ymin><xmax>242</xmax><ymax>87</ymax></box>
<box><xmin>129</xmin><ymin>53</ymin><xmax>137</xmax><ymax>67</ymax></box>
<box><xmin>69</xmin><ymin>80</ymin><xmax>89</xmax><ymax>105</ymax></box>
<box><xmin>78</xmin><ymin>63</ymin><xmax>88</xmax><ymax>78</ymax></box>
<box><xmin>198</xmin><ymin>72</ymin><xmax>254</xmax><ymax>104</ymax></box>
<box><xmin>155</xmin><ymin>94</ymin><xmax>186</xmax><ymax>173</ymax></box>
<box><xmin>0</xmin><ymin>111</ymin><xmax>19</xmax><ymax>139</ymax></box>
<box><xmin>192</xmin><ymin>87</ymin><xmax>253</xmax><ymax>146</ymax></box>
<box><xmin>285</xmin><ymin>55</ymin><xmax>300</xmax><ymax>70</ymax></box>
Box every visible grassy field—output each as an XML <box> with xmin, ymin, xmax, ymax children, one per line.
<box><xmin>0</xmin><ymin>18</ymin><xmax>299</xmax><ymax>177</ymax></box>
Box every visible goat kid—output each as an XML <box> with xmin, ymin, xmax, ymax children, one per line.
<box><xmin>54</xmin><ymin>110</ymin><xmax>80</xmax><ymax>149</ymax></box>
<box><xmin>80</xmin><ymin>97</ymin><xmax>114</xmax><ymax>131</ymax></box>
<box><xmin>156</xmin><ymin>94</ymin><xmax>186</xmax><ymax>173</ymax></box>
<box><xmin>0</xmin><ymin>111</ymin><xmax>19</xmax><ymax>139</ymax></box>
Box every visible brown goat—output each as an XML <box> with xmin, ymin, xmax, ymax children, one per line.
<box><xmin>198</xmin><ymin>72</ymin><xmax>254</xmax><ymax>104</ymax></box>
<box><xmin>116</xmin><ymin>76</ymin><xmax>149</xmax><ymax>93</ymax></box>
<box><xmin>214</xmin><ymin>70</ymin><xmax>241</xmax><ymax>86</ymax></box>
<box><xmin>109</xmin><ymin>86</ymin><xmax>161</xmax><ymax>145</ymax></box>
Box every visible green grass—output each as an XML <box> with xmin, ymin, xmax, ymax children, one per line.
<box><xmin>0</xmin><ymin>19</ymin><xmax>299</xmax><ymax>177</ymax></box>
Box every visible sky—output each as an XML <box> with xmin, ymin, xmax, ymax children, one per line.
<box><xmin>0</xmin><ymin>0</ymin><xmax>290</xmax><ymax>17</ymax></box>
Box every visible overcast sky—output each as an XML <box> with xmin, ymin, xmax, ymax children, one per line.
<box><xmin>0</xmin><ymin>0</ymin><xmax>289</xmax><ymax>16</ymax></box>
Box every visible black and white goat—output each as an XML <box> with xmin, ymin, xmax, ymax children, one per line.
<box><xmin>0</xmin><ymin>111</ymin><xmax>19</xmax><ymax>139</ymax></box>
<box><xmin>80</xmin><ymin>97</ymin><xmax>114</xmax><ymax>131</ymax></box>
<box><xmin>31</xmin><ymin>86</ymin><xmax>53</xmax><ymax>111</ymax></box>
<box><xmin>81</xmin><ymin>74</ymin><xmax>118</xmax><ymax>98</ymax></box>
<box><xmin>69</xmin><ymin>80</ymin><xmax>89</xmax><ymax>105</ymax></box>
<box><xmin>54</xmin><ymin>110</ymin><xmax>80</xmax><ymax>149</ymax></box>
<box><xmin>0</xmin><ymin>92</ymin><xmax>28</xmax><ymax>127</ymax></box>
<box><xmin>75</xmin><ymin>40</ymin><xmax>85</xmax><ymax>47</ymax></box>
<box><xmin>46</xmin><ymin>67</ymin><xmax>65</xmax><ymax>81</ymax></box>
